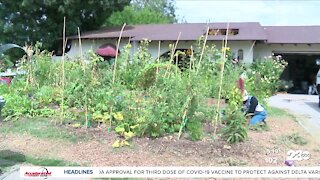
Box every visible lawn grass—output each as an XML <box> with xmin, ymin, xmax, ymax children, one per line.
<box><xmin>0</xmin><ymin>150</ymin><xmax>78</xmax><ymax>175</ymax></box>
<box><xmin>0</xmin><ymin>118</ymin><xmax>86</xmax><ymax>143</ymax></box>
<box><xmin>267</xmin><ymin>106</ymin><xmax>294</xmax><ymax>118</ymax></box>
<box><xmin>0</xmin><ymin>153</ymin><xmax>77</xmax><ymax>167</ymax></box>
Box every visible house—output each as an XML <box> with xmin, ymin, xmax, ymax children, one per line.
<box><xmin>55</xmin><ymin>22</ymin><xmax>320</xmax><ymax>93</ymax></box>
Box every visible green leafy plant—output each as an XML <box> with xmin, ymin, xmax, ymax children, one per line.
<box><xmin>222</xmin><ymin>87</ymin><xmax>248</xmax><ymax>144</ymax></box>
<box><xmin>281</xmin><ymin>133</ymin><xmax>308</xmax><ymax>146</ymax></box>
<box><xmin>0</xmin><ymin>39</ymin><xmax>284</xmax><ymax>147</ymax></box>
<box><xmin>246</xmin><ymin>58</ymin><xmax>288</xmax><ymax>99</ymax></box>
<box><xmin>186</xmin><ymin>119</ymin><xmax>203</xmax><ymax>141</ymax></box>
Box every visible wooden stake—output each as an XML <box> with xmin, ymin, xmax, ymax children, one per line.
<box><xmin>59</xmin><ymin>17</ymin><xmax>66</xmax><ymax>125</ymax></box>
<box><xmin>245</xmin><ymin>40</ymin><xmax>256</xmax><ymax>61</ymax></box>
<box><xmin>171</xmin><ymin>32</ymin><xmax>181</xmax><ymax>63</ymax></box>
<box><xmin>110</xmin><ymin>23</ymin><xmax>126</xmax><ymax>131</ymax></box>
<box><xmin>213</xmin><ymin>23</ymin><xmax>230</xmax><ymax>134</ymax></box>
<box><xmin>165</xmin><ymin>32</ymin><xmax>181</xmax><ymax>77</ymax></box>
<box><xmin>177</xmin><ymin>96</ymin><xmax>192</xmax><ymax>140</ymax></box>
<box><xmin>196</xmin><ymin>27</ymin><xmax>210</xmax><ymax>75</ymax></box>
<box><xmin>189</xmin><ymin>45</ymin><xmax>193</xmax><ymax>80</ymax></box>
<box><xmin>175</xmin><ymin>54</ymin><xmax>178</xmax><ymax>75</ymax></box>
<box><xmin>112</xmin><ymin>23</ymin><xmax>126</xmax><ymax>84</ymax></box>
<box><xmin>156</xmin><ymin>40</ymin><xmax>161</xmax><ymax>74</ymax></box>
<box><xmin>77</xmin><ymin>27</ymin><xmax>88</xmax><ymax>128</ymax></box>
<box><xmin>125</xmin><ymin>37</ymin><xmax>131</xmax><ymax>70</ymax></box>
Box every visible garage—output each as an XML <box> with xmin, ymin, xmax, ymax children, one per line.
<box><xmin>274</xmin><ymin>52</ymin><xmax>320</xmax><ymax>94</ymax></box>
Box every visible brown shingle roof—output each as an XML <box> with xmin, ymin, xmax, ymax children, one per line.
<box><xmin>263</xmin><ymin>26</ymin><xmax>320</xmax><ymax>44</ymax></box>
<box><xmin>70</xmin><ymin>23</ymin><xmax>320</xmax><ymax>44</ymax></box>
<box><xmin>70</xmin><ymin>22</ymin><xmax>267</xmax><ymax>41</ymax></box>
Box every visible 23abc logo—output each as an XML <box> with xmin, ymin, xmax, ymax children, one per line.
<box><xmin>286</xmin><ymin>150</ymin><xmax>311</xmax><ymax>161</ymax></box>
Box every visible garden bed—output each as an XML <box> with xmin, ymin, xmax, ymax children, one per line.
<box><xmin>1</xmin><ymin>114</ymin><xmax>319</xmax><ymax>167</ymax></box>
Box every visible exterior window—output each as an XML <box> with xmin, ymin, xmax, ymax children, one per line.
<box><xmin>54</xmin><ymin>39</ymin><xmax>72</xmax><ymax>56</ymax></box>
<box><xmin>238</xmin><ymin>49</ymin><xmax>244</xmax><ymax>61</ymax></box>
<box><xmin>160</xmin><ymin>49</ymin><xmax>193</xmax><ymax>70</ymax></box>
<box><xmin>207</xmin><ymin>29</ymin><xmax>239</xmax><ymax>36</ymax></box>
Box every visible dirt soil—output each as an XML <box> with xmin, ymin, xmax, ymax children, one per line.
<box><xmin>0</xmin><ymin>116</ymin><xmax>320</xmax><ymax>167</ymax></box>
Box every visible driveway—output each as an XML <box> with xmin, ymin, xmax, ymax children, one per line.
<box><xmin>268</xmin><ymin>94</ymin><xmax>320</xmax><ymax>138</ymax></box>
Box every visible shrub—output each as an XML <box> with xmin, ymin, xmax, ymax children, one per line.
<box><xmin>246</xmin><ymin>58</ymin><xmax>287</xmax><ymax>99</ymax></box>
<box><xmin>222</xmin><ymin>87</ymin><xmax>248</xmax><ymax>144</ymax></box>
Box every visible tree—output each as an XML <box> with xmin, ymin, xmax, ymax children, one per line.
<box><xmin>0</xmin><ymin>0</ymin><xmax>130</xmax><ymax>50</ymax></box>
<box><xmin>106</xmin><ymin>0</ymin><xmax>176</xmax><ymax>26</ymax></box>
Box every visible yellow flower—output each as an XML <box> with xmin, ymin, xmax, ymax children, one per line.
<box><xmin>221</xmin><ymin>47</ymin><xmax>231</xmax><ymax>52</ymax></box>
<box><xmin>113</xmin><ymin>112</ymin><xmax>124</xmax><ymax>121</ymax></box>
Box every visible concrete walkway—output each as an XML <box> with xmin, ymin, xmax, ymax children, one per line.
<box><xmin>268</xmin><ymin>94</ymin><xmax>320</xmax><ymax>138</ymax></box>
<box><xmin>0</xmin><ymin>165</ymin><xmax>20</xmax><ymax>180</ymax></box>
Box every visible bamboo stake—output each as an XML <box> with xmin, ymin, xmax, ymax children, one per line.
<box><xmin>245</xmin><ymin>40</ymin><xmax>256</xmax><ymax>61</ymax></box>
<box><xmin>213</xmin><ymin>23</ymin><xmax>230</xmax><ymax>134</ymax></box>
<box><xmin>177</xmin><ymin>96</ymin><xmax>192</xmax><ymax>140</ymax></box>
<box><xmin>77</xmin><ymin>27</ymin><xmax>88</xmax><ymax>128</ymax></box>
<box><xmin>171</xmin><ymin>32</ymin><xmax>181</xmax><ymax>63</ymax></box>
<box><xmin>59</xmin><ymin>17</ymin><xmax>66</xmax><ymax>125</ymax></box>
<box><xmin>164</xmin><ymin>32</ymin><xmax>181</xmax><ymax>77</ymax></box>
<box><xmin>125</xmin><ymin>37</ymin><xmax>131</xmax><ymax>70</ymax></box>
<box><xmin>175</xmin><ymin>54</ymin><xmax>179</xmax><ymax>75</ymax></box>
<box><xmin>189</xmin><ymin>45</ymin><xmax>193</xmax><ymax>80</ymax></box>
<box><xmin>196</xmin><ymin>27</ymin><xmax>210</xmax><ymax>75</ymax></box>
<box><xmin>156</xmin><ymin>40</ymin><xmax>161</xmax><ymax>74</ymax></box>
<box><xmin>112</xmin><ymin>23</ymin><xmax>126</xmax><ymax>84</ymax></box>
<box><xmin>109</xmin><ymin>23</ymin><xmax>126</xmax><ymax>131</ymax></box>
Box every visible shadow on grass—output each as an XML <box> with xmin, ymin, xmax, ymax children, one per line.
<box><xmin>0</xmin><ymin>149</ymin><xmax>78</xmax><ymax>173</ymax></box>
<box><xmin>0</xmin><ymin>150</ymin><xmax>26</xmax><ymax>169</ymax></box>
<box><xmin>0</xmin><ymin>118</ymin><xmax>87</xmax><ymax>143</ymax></box>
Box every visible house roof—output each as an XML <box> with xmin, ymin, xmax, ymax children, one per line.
<box><xmin>263</xmin><ymin>26</ymin><xmax>320</xmax><ymax>44</ymax></box>
<box><xmin>70</xmin><ymin>22</ymin><xmax>267</xmax><ymax>41</ymax></box>
<box><xmin>69</xmin><ymin>22</ymin><xmax>320</xmax><ymax>44</ymax></box>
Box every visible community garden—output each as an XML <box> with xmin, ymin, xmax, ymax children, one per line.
<box><xmin>4</xmin><ymin>34</ymin><xmax>320</xmax><ymax>171</ymax></box>
<box><xmin>0</xmin><ymin>35</ymin><xmax>288</xmax><ymax>145</ymax></box>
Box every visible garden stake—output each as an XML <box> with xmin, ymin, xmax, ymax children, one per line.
<box><xmin>156</xmin><ymin>40</ymin><xmax>161</xmax><ymax>75</ymax></box>
<box><xmin>78</xmin><ymin>27</ymin><xmax>88</xmax><ymax>129</ymax></box>
<box><xmin>177</xmin><ymin>96</ymin><xmax>192</xmax><ymax>140</ymax></box>
<box><xmin>189</xmin><ymin>45</ymin><xmax>194</xmax><ymax>80</ymax></box>
<box><xmin>196</xmin><ymin>27</ymin><xmax>209</xmax><ymax>75</ymax></box>
<box><xmin>246</xmin><ymin>40</ymin><xmax>256</xmax><ymax>60</ymax></box>
<box><xmin>109</xmin><ymin>23</ymin><xmax>126</xmax><ymax>132</ymax></box>
<box><xmin>171</xmin><ymin>32</ymin><xmax>181</xmax><ymax>62</ymax></box>
<box><xmin>59</xmin><ymin>17</ymin><xmax>67</xmax><ymax>125</ymax></box>
<box><xmin>125</xmin><ymin>38</ymin><xmax>131</xmax><ymax>70</ymax></box>
<box><xmin>213</xmin><ymin>23</ymin><xmax>230</xmax><ymax>135</ymax></box>
<box><xmin>178</xmin><ymin>110</ymin><xmax>188</xmax><ymax>140</ymax></box>
<box><xmin>175</xmin><ymin>54</ymin><xmax>179</xmax><ymax>75</ymax></box>
<box><xmin>86</xmin><ymin>114</ymin><xmax>91</xmax><ymax>128</ymax></box>
<box><xmin>164</xmin><ymin>32</ymin><xmax>181</xmax><ymax>78</ymax></box>
<box><xmin>112</xmin><ymin>23</ymin><xmax>126</xmax><ymax>84</ymax></box>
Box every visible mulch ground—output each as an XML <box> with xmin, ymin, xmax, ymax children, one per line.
<box><xmin>0</xmin><ymin>116</ymin><xmax>319</xmax><ymax>168</ymax></box>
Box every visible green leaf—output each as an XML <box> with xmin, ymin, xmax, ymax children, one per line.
<box><xmin>115</xmin><ymin>126</ymin><xmax>125</xmax><ymax>134</ymax></box>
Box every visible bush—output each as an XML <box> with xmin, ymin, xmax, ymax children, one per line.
<box><xmin>246</xmin><ymin>58</ymin><xmax>287</xmax><ymax>99</ymax></box>
<box><xmin>222</xmin><ymin>87</ymin><xmax>248</xmax><ymax>144</ymax></box>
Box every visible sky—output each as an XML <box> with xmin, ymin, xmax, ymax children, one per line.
<box><xmin>175</xmin><ymin>0</ymin><xmax>320</xmax><ymax>26</ymax></box>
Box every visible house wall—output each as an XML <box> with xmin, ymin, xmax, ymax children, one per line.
<box><xmin>54</xmin><ymin>39</ymin><xmax>256</xmax><ymax>63</ymax></box>
<box><xmin>253</xmin><ymin>43</ymin><xmax>320</xmax><ymax>60</ymax></box>
<box><xmin>146</xmin><ymin>40</ymin><xmax>255</xmax><ymax>63</ymax></box>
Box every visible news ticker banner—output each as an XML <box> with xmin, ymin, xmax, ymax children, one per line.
<box><xmin>20</xmin><ymin>166</ymin><xmax>320</xmax><ymax>178</ymax></box>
